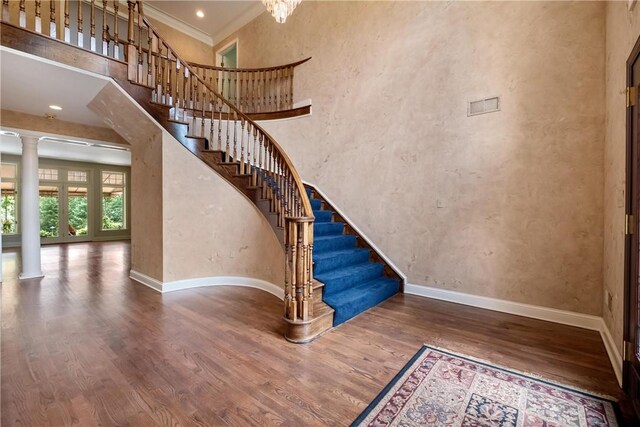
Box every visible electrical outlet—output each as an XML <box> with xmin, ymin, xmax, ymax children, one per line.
<box><xmin>606</xmin><ymin>291</ymin><xmax>613</xmax><ymax>312</ymax></box>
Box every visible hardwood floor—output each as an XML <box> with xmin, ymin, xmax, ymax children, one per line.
<box><xmin>1</xmin><ymin>242</ymin><xmax>633</xmax><ymax>426</ymax></box>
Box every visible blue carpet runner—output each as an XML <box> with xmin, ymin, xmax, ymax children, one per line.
<box><xmin>307</xmin><ymin>188</ymin><xmax>400</xmax><ymax>326</ymax></box>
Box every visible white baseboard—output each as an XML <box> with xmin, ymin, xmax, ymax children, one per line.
<box><xmin>599</xmin><ymin>319</ymin><xmax>623</xmax><ymax>386</ymax></box>
<box><xmin>405</xmin><ymin>283</ymin><xmax>623</xmax><ymax>386</ymax></box>
<box><xmin>129</xmin><ymin>269</ymin><xmax>284</xmax><ymax>300</ymax></box>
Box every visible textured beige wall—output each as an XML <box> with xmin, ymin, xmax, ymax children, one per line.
<box><xmin>216</xmin><ymin>1</ymin><xmax>606</xmax><ymax>315</ymax></box>
<box><xmin>88</xmin><ymin>83</ymin><xmax>284</xmax><ymax>286</ymax></box>
<box><xmin>148</xmin><ymin>17</ymin><xmax>213</xmax><ymax>65</ymax></box>
<box><xmin>603</xmin><ymin>2</ymin><xmax>640</xmax><ymax>356</ymax></box>
<box><xmin>0</xmin><ymin>109</ymin><xmax>128</xmax><ymax>145</ymax></box>
<box><xmin>162</xmin><ymin>139</ymin><xmax>285</xmax><ymax>285</ymax></box>
<box><xmin>88</xmin><ymin>83</ymin><xmax>164</xmax><ymax>281</ymax></box>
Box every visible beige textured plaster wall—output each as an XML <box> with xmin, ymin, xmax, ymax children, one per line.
<box><xmin>603</xmin><ymin>2</ymin><xmax>640</xmax><ymax>356</ymax></box>
<box><xmin>89</xmin><ymin>83</ymin><xmax>284</xmax><ymax>287</ymax></box>
<box><xmin>162</xmin><ymin>141</ymin><xmax>285</xmax><ymax>285</ymax></box>
<box><xmin>0</xmin><ymin>109</ymin><xmax>128</xmax><ymax>145</ymax></box>
<box><xmin>148</xmin><ymin>17</ymin><xmax>213</xmax><ymax>65</ymax></box>
<box><xmin>216</xmin><ymin>1</ymin><xmax>606</xmax><ymax>315</ymax></box>
<box><xmin>88</xmin><ymin>83</ymin><xmax>164</xmax><ymax>281</ymax></box>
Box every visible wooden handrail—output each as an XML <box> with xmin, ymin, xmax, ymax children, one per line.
<box><xmin>132</xmin><ymin>2</ymin><xmax>315</xmax><ymax>323</ymax></box>
<box><xmin>137</xmin><ymin>11</ymin><xmax>313</xmax><ymax>218</ymax></box>
<box><xmin>190</xmin><ymin>57</ymin><xmax>311</xmax><ymax>73</ymax></box>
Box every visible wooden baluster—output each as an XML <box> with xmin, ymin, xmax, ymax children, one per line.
<box><xmin>34</xmin><ymin>0</ymin><xmax>42</xmax><ymax>33</ymax></box>
<box><xmin>217</xmin><ymin>98</ymin><xmax>223</xmax><ymax>151</ymax></box>
<box><xmin>102</xmin><ymin>0</ymin><xmax>109</xmax><ymax>54</ymax></box>
<box><xmin>126</xmin><ymin>1</ymin><xmax>136</xmax><ymax>79</ymax></box>
<box><xmin>19</xmin><ymin>0</ymin><xmax>25</xmax><ymax>28</ymax></box>
<box><xmin>232</xmin><ymin>111</ymin><xmax>239</xmax><ymax>163</ymax></box>
<box><xmin>2</xmin><ymin>0</ymin><xmax>9</xmax><ymax>22</ymax></box>
<box><xmin>137</xmin><ymin>3</ymin><xmax>143</xmax><ymax>82</ymax></box>
<box><xmin>258</xmin><ymin>134</ymin><xmax>264</xmax><ymax>191</ymax></box>
<box><xmin>146</xmin><ymin>29</ymin><xmax>153</xmax><ymax>85</ymax></box>
<box><xmin>76</xmin><ymin>0</ymin><xmax>83</xmax><ymax>46</ymax></box>
<box><xmin>285</xmin><ymin>221</ymin><xmax>297</xmax><ymax>321</ymax></box>
<box><xmin>90</xmin><ymin>0</ymin><xmax>96</xmax><ymax>50</ymax></box>
<box><xmin>290</xmin><ymin>67</ymin><xmax>294</xmax><ymax>109</ymax></box>
<box><xmin>64</xmin><ymin>0</ymin><xmax>70</xmax><ymax>42</ymax></box>
<box><xmin>238</xmin><ymin>118</ymin><xmax>245</xmax><ymax>174</ymax></box>
<box><xmin>224</xmin><ymin>104</ymin><xmax>231</xmax><ymax>162</ymax></box>
<box><xmin>113</xmin><ymin>0</ymin><xmax>119</xmax><ymax>58</ymax></box>
<box><xmin>209</xmin><ymin>107</ymin><xmax>215</xmax><ymax>150</ymax></box>
<box><xmin>49</xmin><ymin>0</ymin><xmax>57</xmax><ymax>38</ymax></box>
<box><xmin>200</xmin><ymin>85</ymin><xmax>206</xmax><ymax>138</ymax></box>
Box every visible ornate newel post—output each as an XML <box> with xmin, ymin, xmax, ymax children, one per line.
<box><xmin>284</xmin><ymin>217</ymin><xmax>314</xmax><ymax>324</ymax></box>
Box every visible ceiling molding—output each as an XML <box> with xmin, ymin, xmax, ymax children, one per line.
<box><xmin>143</xmin><ymin>3</ymin><xmax>214</xmax><ymax>47</ymax></box>
<box><xmin>211</xmin><ymin>2</ymin><xmax>266</xmax><ymax>48</ymax></box>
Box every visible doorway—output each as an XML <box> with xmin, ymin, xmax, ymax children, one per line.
<box><xmin>39</xmin><ymin>167</ymin><xmax>91</xmax><ymax>244</ymax></box>
<box><xmin>215</xmin><ymin>39</ymin><xmax>238</xmax><ymax>101</ymax></box>
<box><xmin>624</xmin><ymin>34</ymin><xmax>640</xmax><ymax>419</ymax></box>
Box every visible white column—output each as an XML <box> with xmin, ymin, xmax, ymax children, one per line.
<box><xmin>19</xmin><ymin>136</ymin><xmax>43</xmax><ymax>280</ymax></box>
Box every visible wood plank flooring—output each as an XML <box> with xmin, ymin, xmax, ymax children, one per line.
<box><xmin>1</xmin><ymin>242</ymin><xmax>633</xmax><ymax>426</ymax></box>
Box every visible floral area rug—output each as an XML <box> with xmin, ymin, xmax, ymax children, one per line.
<box><xmin>351</xmin><ymin>345</ymin><xmax>619</xmax><ymax>427</ymax></box>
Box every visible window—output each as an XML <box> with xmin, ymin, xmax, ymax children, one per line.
<box><xmin>101</xmin><ymin>171</ymin><xmax>126</xmax><ymax>230</ymax></box>
<box><xmin>1</xmin><ymin>163</ymin><xmax>18</xmax><ymax>235</ymax></box>
<box><xmin>68</xmin><ymin>170</ymin><xmax>87</xmax><ymax>182</ymax></box>
<box><xmin>38</xmin><ymin>168</ymin><xmax>59</xmax><ymax>181</ymax></box>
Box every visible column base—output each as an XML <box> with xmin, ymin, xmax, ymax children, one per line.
<box><xmin>18</xmin><ymin>272</ymin><xmax>44</xmax><ymax>280</ymax></box>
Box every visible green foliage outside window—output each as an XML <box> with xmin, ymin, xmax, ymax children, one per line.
<box><xmin>2</xmin><ymin>195</ymin><xmax>17</xmax><ymax>234</ymax></box>
<box><xmin>39</xmin><ymin>196</ymin><xmax>59</xmax><ymax>238</ymax></box>
<box><xmin>102</xmin><ymin>193</ymin><xmax>124</xmax><ymax>230</ymax></box>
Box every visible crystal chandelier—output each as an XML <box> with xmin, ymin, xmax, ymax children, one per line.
<box><xmin>261</xmin><ymin>0</ymin><xmax>301</xmax><ymax>24</ymax></box>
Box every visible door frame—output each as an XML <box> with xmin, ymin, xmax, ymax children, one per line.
<box><xmin>39</xmin><ymin>167</ymin><xmax>93</xmax><ymax>245</ymax></box>
<box><xmin>624</xmin><ymin>33</ymin><xmax>640</xmax><ymax>401</ymax></box>
<box><xmin>215</xmin><ymin>38</ymin><xmax>238</xmax><ymax>67</ymax></box>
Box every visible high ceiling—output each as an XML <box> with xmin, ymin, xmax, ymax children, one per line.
<box><xmin>146</xmin><ymin>0</ymin><xmax>264</xmax><ymax>46</ymax></box>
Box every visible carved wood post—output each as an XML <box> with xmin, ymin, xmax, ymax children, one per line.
<box><xmin>63</xmin><ymin>0</ymin><xmax>70</xmax><ymax>42</ymax></box>
<box><xmin>127</xmin><ymin>1</ymin><xmax>136</xmax><ymax>81</ymax></box>
<box><xmin>2</xmin><ymin>0</ymin><xmax>9</xmax><ymax>23</ymax></box>
<box><xmin>49</xmin><ymin>0</ymin><xmax>56</xmax><ymax>38</ymax></box>
<box><xmin>285</xmin><ymin>217</ymin><xmax>314</xmax><ymax>321</ymax></box>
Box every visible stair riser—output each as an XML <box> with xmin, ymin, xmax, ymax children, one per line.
<box><xmin>313</xmin><ymin>251</ymin><xmax>371</xmax><ymax>275</ymax></box>
<box><xmin>331</xmin><ymin>283</ymin><xmax>399</xmax><ymax>326</ymax></box>
<box><xmin>314</xmin><ymin>211</ymin><xmax>333</xmax><ymax>223</ymax></box>
<box><xmin>320</xmin><ymin>264</ymin><xmax>385</xmax><ymax>297</ymax></box>
<box><xmin>313</xmin><ymin>222</ymin><xmax>345</xmax><ymax>237</ymax></box>
<box><xmin>310</xmin><ymin>199</ymin><xmax>322</xmax><ymax>210</ymax></box>
<box><xmin>314</xmin><ymin>235</ymin><xmax>357</xmax><ymax>253</ymax></box>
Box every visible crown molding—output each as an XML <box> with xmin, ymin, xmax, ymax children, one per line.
<box><xmin>211</xmin><ymin>2</ymin><xmax>266</xmax><ymax>48</ymax></box>
<box><xmin>142</xmin><ymin>3</ymin><xmax>214</xmax><ymax>47</ymax></box>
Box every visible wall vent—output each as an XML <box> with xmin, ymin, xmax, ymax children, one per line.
<box><xmin>468</xmin><ymin>96</ymin><xmax>500</xmax><ymax>117</ymax></box>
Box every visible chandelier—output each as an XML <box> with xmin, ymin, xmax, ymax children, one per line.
<box><xmin>261</xmin><ymin>0</ymin><xmax>301</xmax><ymax>24</ymax></box>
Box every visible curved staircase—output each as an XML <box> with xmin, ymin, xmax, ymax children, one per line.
<box><xmin>0</xmin><ymin>0</ymin><xmax>404</xmax><ymax>342</ymax></box>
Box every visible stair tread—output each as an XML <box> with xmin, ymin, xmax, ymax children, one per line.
<box><xmin>325</xmin><ymin>277</ymin><xmax>399</xmax><ymax>306</ymax></box>
<box><xmin>315</xmin><ymin>262</ymin><xmax>383</xmax><ymax>282</ymax></box>
<box><xmin>313</xmin><ymin>248</ymin><xmax>369</xmax><ymax>261</ymax></box>
<box><xmin>314</xmin><ymin>234</ymin><xmax>352</xmax><ymax>242</ymax></box>
<box><xmin>324</xmin><ymin>277</ymin><xmax>400</xmax><ymax>326</ymax></box>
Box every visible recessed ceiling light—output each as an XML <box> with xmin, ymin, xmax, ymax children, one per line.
<box><xmin>196</xmin><ymin>10</ymin><xmax>204</xmax><ymax>18</ymax></box>
<box><xmin>49</xmin><ymin>105</ymin><xmax>63</xmax><ymax>110</ymax></box>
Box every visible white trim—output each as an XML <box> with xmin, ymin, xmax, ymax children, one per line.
<box><xmin>129</xmin><ymin>270</ymin><xmax>163</xmax><ymax>292</ymax></box>
<box><xmin>405</xmin><ymin>283</ymin><xmax>624</xmax><ymax>387</ymax></box>
<box><xmin>303</xmin><ymin>182</ymin><xmax>407</xmax><ymax>284</ymax></box>
<box><xmin>405</xmin><ymin>283</ymin><xmax>602</xmax><ymax>329</ymax></box>
<box><xmin>211</xmin><ymin>3</ymin><xmax>265</xmax><ymax>47</ymax></box>
<box><xmin>599</xmin><ymin>320</ymin><xmax>623</xmax><ymax>386</ymax></box>
<box><xmin>129</xmin><ymin>270</ymin><xmax>284</xmax><ymax>300</ymax></box>
<box><xmin>215</xmin><ymin>38</ymin><xmax>239</xmax><ymax>68</ymax></box>
<box><xmin>143</xmin><ymin>3</ymin><xmax>214</xmax><ymax>47</ymax></box>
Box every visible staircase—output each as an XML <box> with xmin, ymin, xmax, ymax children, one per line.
<box><xmin>0</xmin><ymin>0</ymin><xmax>404</xmax><ymax>342</ymax></box>
<box><xmin>307</xmin><ymin>186</ymin><xmax>402</xmax><ymax>326</ymax></box>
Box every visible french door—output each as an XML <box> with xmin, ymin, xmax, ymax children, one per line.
<box><xmin>39</xmin><ymin>178</ymin><xmax>90</xmax><ymax>244</ymax></box>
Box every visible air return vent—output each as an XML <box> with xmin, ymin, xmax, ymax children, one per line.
<box><xmin>468</xmin><ymin>96</ymin><xmax>500</xmax><ymax>116</ymax></box>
